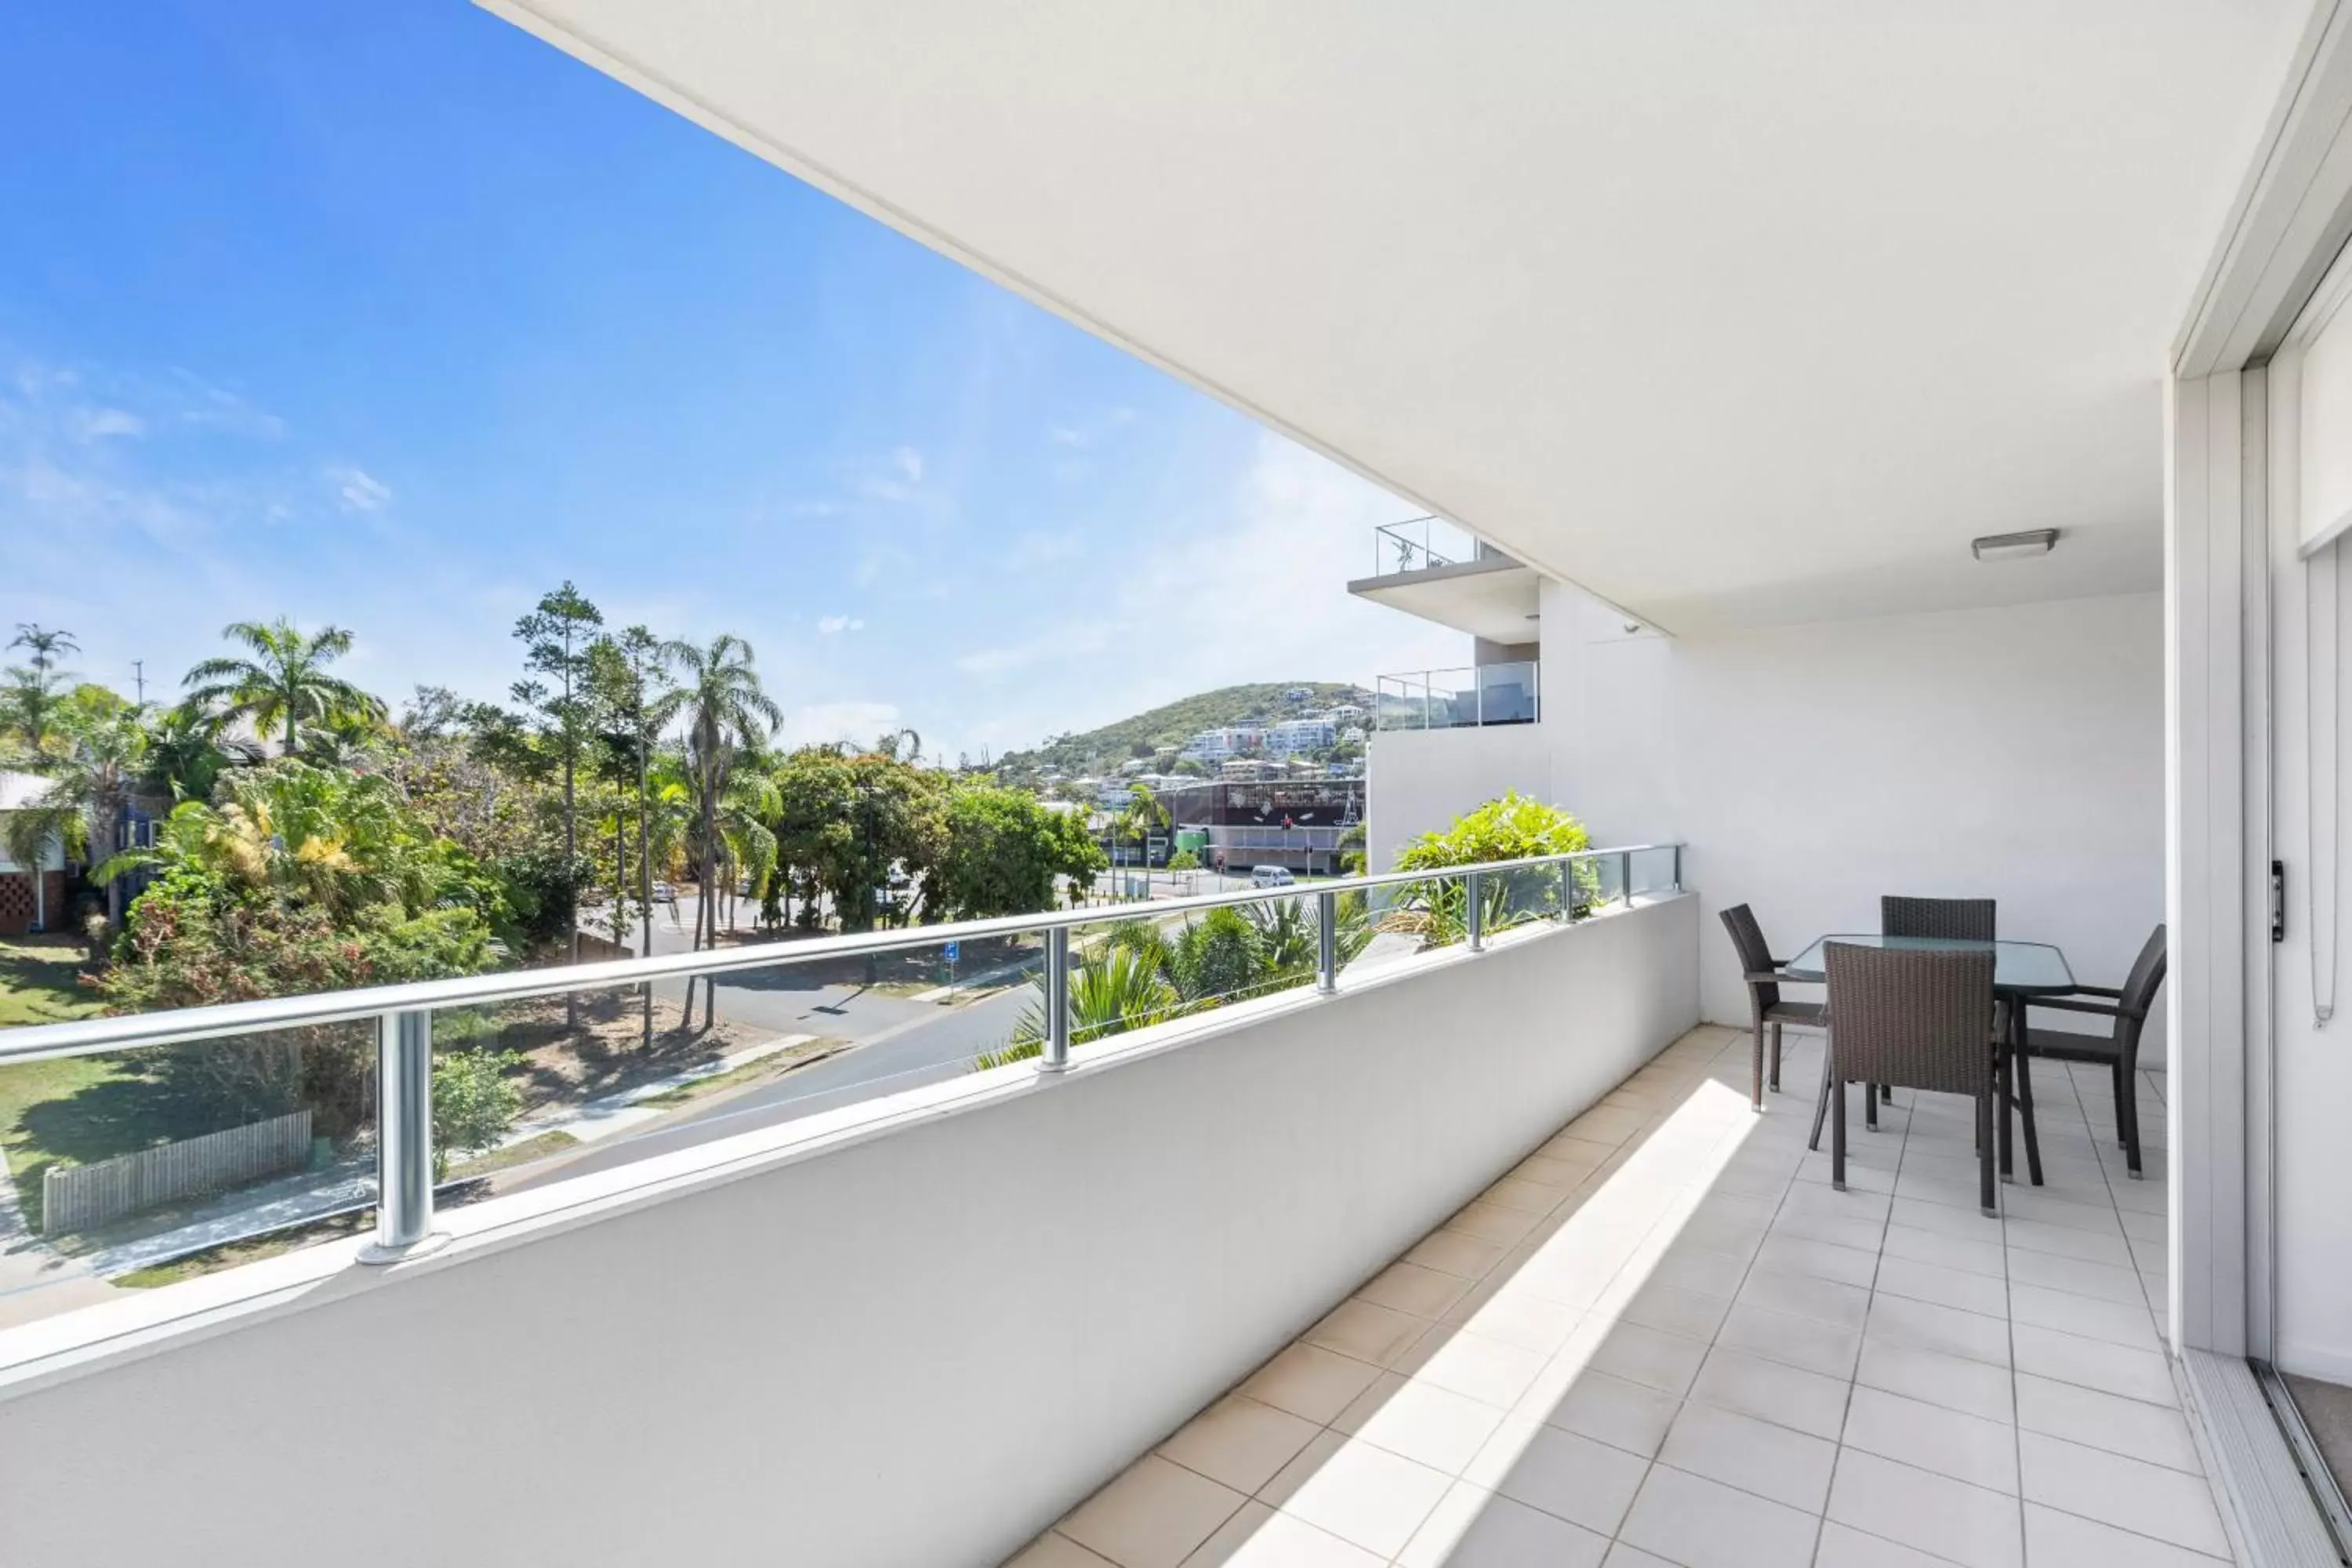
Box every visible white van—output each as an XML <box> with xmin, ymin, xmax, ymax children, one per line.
<box><xmin>1250</xmin><ymin>866</ymin><xmax>1297</xmax><ymax>888</ymax></box>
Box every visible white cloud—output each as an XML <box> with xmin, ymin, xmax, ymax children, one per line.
<box><xmin>955</xmin><ymin>645</ymin><xmax>1031</xmax><ymax>676</ymax></box>
<box><xmin>167</xmin><ymin>376</ymin><xmax>287</xmax><ymax>440</ymax></box>
<box><xmin>955</xmin><ymin>620</ymin><xmax>1112</xmax><ymax>678</ymax></box>
<box><xmin>69</xmin><ymin>407</ymin><xmax>143</xmax><ymax>441</ymax></box>
<box><xmin>855</xmin><ymin>445</ymin><xmax>928</xmax><ymax>503</ymax></box>
<box><xmin>326</xmin><ymin>465</ymin><xmax>392</xmax><ymax>513</ymax></box>
<box><xmin>777</xmin><ymin>700</ymin><xmax>902</xmax><ymax>751</ymax></box>
<box><xmin>957</xmin><ymin>433</ymin><xmax>1465</xmax><ymax>756</ymax></box>
<box><xmin>1047</xmin><ymin>408</ymin><xmax>1138</xmax><ymax>450</ymax></box>
<box><xmin>816</xmin><ymin>615</ymin><xmax>865</xmax><ymax>635</ymax></box>
<box><xmin>1011</xmin><ymin>529</ymin><xmax>1083</xmax><ymax>567</ymax></box>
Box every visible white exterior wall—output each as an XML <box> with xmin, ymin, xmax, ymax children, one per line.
<box><xmin>1541</xmin><ymin>586</ymin><xmax>2166</xmax><ymax>1059</ymax></box>
<box><xmin>0</xmin><ymin>829</ymin><xmax>65</xmax><ymax>873</ymax></box>
<box><xmin>1366</xmin><ymin>722</ymin><xmax>1552</xmax><ymax>873</ymax></box>
<box><xmin>0</xmin><ymin>897</ymin><xmax>1698</xmax><ymax>1568</ymax></box>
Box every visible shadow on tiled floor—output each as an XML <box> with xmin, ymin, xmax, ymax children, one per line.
<box><xmin>1011</xmin><ymin>1022</ymin><xmax>2221</xmax><ymax>1568</ymax></box>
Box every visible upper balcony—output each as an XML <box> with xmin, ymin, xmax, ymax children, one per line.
<box><xmin>1348</xmin><ymin>519</ymin><xmax>1544</xmax><ymax>645</ymax></box>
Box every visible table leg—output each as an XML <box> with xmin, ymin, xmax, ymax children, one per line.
<box><xmin>1996</xmin><ymin>1028</ymin><xmax>2014</xmax><ymax>1182</ymax></box>
<box><xmin>2011</xmin><ymin>993</ymin><xmax>2043</xmax><ymax>1186</ymax></box>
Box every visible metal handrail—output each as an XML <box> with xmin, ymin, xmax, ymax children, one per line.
<box><xmin>1374</xmin><ymin>516</ymin><xmax>1454</xmax><ymax>574</ymax></box>
<box><xmin>0</xmin><ymin>841</ymin><xmax>1682</xmax><ymax>1262</ymax></box>
<box><xmin>1376</xmin><ymin>661</ymin><xmax>1541</xmax><ymax>731</ymax></box>
<box><xmin>0</xmin><ymin>842</ymin><xmax>1677</xmax><ymax>1065</ymax></box>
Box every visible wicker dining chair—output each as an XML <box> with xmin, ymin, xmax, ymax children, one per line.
<box><xmin>2020</xmin><ymin>924</ymin><xmax>2166</xmax><ymax>1177</ymax></box>
<box><xmin>1720</xmin><ymin>904</ymin><xmax>1825</xmax><ymax>1111</ymax></box>
<box><xmin>1872</xmin><ymin>896</ymin><xmax>2002</xmax><ymax>1123</ymax></box>
<box><xmin>1823</xmin><ymin>942</ymin><xmax>2000</xmax><ymax>1214</ymax></box>
<box><xmin>1881</xmin><ymin>895</ymin><xmax>1996</xmax><ymax>942</ymax></box>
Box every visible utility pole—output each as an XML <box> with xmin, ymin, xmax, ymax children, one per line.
<box><xmin>131</xmin><ymin>659</ymin><xmax>145</xmax><ymax>707</ymax></box>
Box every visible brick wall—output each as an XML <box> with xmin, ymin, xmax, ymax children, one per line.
<box><xmin>0</xmin><ymin>870</ymin><xmax>67</xmax><ymax>935</ymax></box>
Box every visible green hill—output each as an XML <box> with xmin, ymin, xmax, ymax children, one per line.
<box><xmin>991</xmin><ymin>681</ymin><xmax>1374</xmax><ymax>779</ymax></box>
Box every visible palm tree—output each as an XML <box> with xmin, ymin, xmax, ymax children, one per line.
<box><xmin>140</xmin><ymin>702</ymin><xmax>255</xmax><ymax>803</ymax></box>
<box><xmin>3</xmin><ymin>622</ymin><xmax>79</xmax><ymax>756</ymax></box>
<box><xmin>650</xmin><ymin>634</ymin><xmax>782</xmax><ymax>1027</ymax></box>
<box><xmin>978</xmin><ymin>945</ymin><xmax>1192</xmax><ymax>1067</ymax></box>
<box><xmin>0</xmin><ymin>798</ymin><xmax>68</xmax><ymax>933</ymax></box>
<box><xmin>9</xmin><ymin>623</ymin><xmax>78</xmax><ymax>673</ymax></box>
<box><xmin>1120</xmin><ymin>782</ymin><xmax>1168</xmax><ymax>896</ymax></box>
<box><xmin>183</xmin><ymin>619</ymin><xmax>384</xmax><ymax>756</ymax></box>
<box><xmin>22</xmin><ymin>706</ymin><xmax>149</xmax><ymax>931</ymax></box>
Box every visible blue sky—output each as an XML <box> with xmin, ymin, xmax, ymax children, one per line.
<box><xmin>0</xmin><ymin>2</ymin><xmax>1463</xmax><ymax>764</ymax></box>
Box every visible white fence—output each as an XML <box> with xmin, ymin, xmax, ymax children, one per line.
<box><xmin>42</xmin><ymin>1109</ymin><xmax>314</xmax><ymax>1235</ymax></box>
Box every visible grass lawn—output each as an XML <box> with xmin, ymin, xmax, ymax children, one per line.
<box><xmin>113</xmin><ymin>1208</ymin><xmax>374</xmax><ymax>1288</ymax></box>
<box><xmin>0</xmin><ymin>934</ymin><xmax>103</xmax><ymax>1029</ymax></box>
<box><xmin>632</xmin><ymin>1042</ymin><xmax>836</xmax><ymax>1108</ymax></box>
<box><xmin>0</xmin><ymin>935</ymin><xmax>225</xmax><ymax>1229</ymax></box>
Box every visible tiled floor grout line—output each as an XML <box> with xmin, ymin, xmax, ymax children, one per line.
<box><xmin>1029</xmin><ymin>1031</ymin><xmax>2213</xmax><ymax>1568</ymax></box>
<box><xmin>1097</xmin><ymin>1070</ymin><xmax>1686</xmax><ymax>1565</ymax></box>
<box><xmin>2005</xmin><ymin>1056</ymin><xmax>2056</xmax><ymax>1568</ymax></box>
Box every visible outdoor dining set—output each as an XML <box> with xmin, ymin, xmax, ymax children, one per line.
<box><xmin>1722</xmin><ymin>898</ymin><xmax>2168</xmax><ymax>1216</ymax></box>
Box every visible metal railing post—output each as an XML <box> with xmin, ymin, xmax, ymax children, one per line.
<box><xmin>361</xmin><ymin>1007</ymin><xmax>444</xmax><ymax>1263</ymax></box>
<box><xmin>1621</xmin><ymin>851</ymin><xmax>1635</xmax><ymax>907</ymax></box>
<box><xmin>1466</xmin><ymin>871</ymin><xmax>1486</xmax><ymax>951</ymax></box>
<box><xmin>1040</xmin><ymin>924</ymin><xmax>1071</xmax><ymax>1073</ymax></box>
<box><xmin>1317</xmin><ymin>890</ymin><xmax>1339</xmax><ymax>993</ymax></box>
<box><xmin>1559</xmin><ymin>858</ymin><xmax>1575</xmax><ymax>923</ymax></box>
<box><xmin>1672</xmin><ymin>844</ymin><xmax>1683</xmax><ymax>891</ymax></box>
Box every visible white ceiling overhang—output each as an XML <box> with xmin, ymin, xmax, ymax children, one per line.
<box><xmin>482</xmin><ymin>0</ymin><xmax>2309</xmax><ymax>631</ymax></box>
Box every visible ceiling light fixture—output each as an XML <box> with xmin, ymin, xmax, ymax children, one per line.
<box><xmin>1971</xmin><ymin>528</ymin><xmax>2058</xmax><ymax>562</ymax></box>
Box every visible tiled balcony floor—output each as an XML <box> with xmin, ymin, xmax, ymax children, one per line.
<box><xmin>1011</xmin><ymin>1023</ymin><xmax>2220</xmax><ymax>1568</ymax></box>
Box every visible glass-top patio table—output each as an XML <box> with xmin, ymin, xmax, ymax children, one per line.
<box><xmin>1780</xmin><ymin>934</ymin><xmax>2074</xmax><ymax>993</ymax></box>
<box><xmin>1777</xmin><ymin>934</ymin><xmax>2074</xmax><ymax>1187</ymax></box>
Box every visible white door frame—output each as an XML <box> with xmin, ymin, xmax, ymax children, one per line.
<box><xmin>2169</xmin><ymin>0</ymin><xmax>2352</xmax><ymax>1364</ymax></box>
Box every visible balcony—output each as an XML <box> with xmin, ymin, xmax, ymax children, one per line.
<box><xmin>1348</xmin><ymin>523</ymin><xmax>1543</xmax><ymax>645</ymax></box>
<box><xmin>0</xmin><ymin>856</ymin><xmax>2232</xmax><ymax>1568</ymax></box>
<box><xmin>1376</xmin><ymin>663</ymin><xmax>1541</xmax><ymax>732</ymax></box>
<box><xmin>1021</xmin><ymin>1027</ymin><xmax>2199</xmax><ymax>1568</ymax></box>
<box><xmin>0</xmin><ymin>850</ymin><xmax>1726</xmax><ymax>1568</ymax></box>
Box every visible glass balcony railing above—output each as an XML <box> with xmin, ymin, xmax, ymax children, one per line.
<box><xmin>1370</xmin><ymin>514</ymin><xmax>1493</xmax><ymax>575</ymax></box>
<box><xmin>1376</xmin><ymin>660</ymin><xmax>1541</xmax><ymax>730</ymax></box>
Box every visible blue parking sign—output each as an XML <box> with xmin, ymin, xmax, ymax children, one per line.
<box><xmin>943</xmin><ymin>940</ymin><xmax>960</xmax><ymax>964</ymax></box>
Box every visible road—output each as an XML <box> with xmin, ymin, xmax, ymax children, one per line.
<box><xmin>531</xmin><ymin>982</ymin><xmax>1033</xmax><ymax>1183</ymax></box>
<box><xmin>531</xmin><ymin>877</ymin><xmax>1319</xmax><ymax>1185</ymax></box>
<box><xmin>520</xmin><ymin>894</ymin><xmax>1040</xmax><ymax>1185</ymax></box>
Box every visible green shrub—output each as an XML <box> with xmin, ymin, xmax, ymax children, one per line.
<box><xmin>1393</xmin><ymin>790</ymin><xmax>1599</xmax><ymax>942</ymax></box>
<box><xmin>1169</xmin><ymin>906</ymin><xmax>1268</xmax><ymax>1003</ymax></box>
<box><xmin>432</xmin><ymin>1049</ymin><xmax>525</xmax><ymax>1178</ymax></box>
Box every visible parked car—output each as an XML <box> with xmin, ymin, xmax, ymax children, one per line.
<box><xmin>651</xmin><ymin>881</ymin><xmax>677</xmax><ymax>906</ymax></box>
<box><xmin>1250</xmin><ymin>866</ymin><xmax>1297</xmax><ymax>888</ymax></box>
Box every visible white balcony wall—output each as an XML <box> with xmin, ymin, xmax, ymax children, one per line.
<box><xmin>0</xmin><ymin>896</ymin><xmax>1697</xmax><ymax>1568</ymax></box>
<box><xmin>1541</xmin><ymin>580</ymin><xmax>2165</xmax><ymax>1058</ymax></box>
<box><xmin>1365</xmin><ymin>721</ymin><xmax>1552</xmax><ymax>873</ymax></box>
